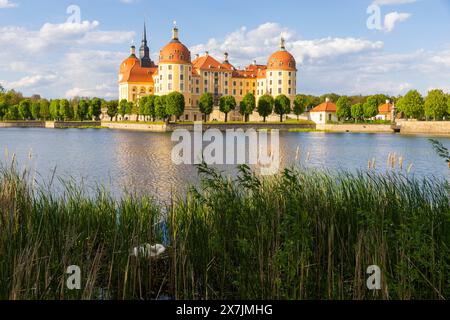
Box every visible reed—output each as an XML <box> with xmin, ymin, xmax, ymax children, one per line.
<box><xmin>0</xmin><ymin>161</ymin><xmax>449</xmax><ymax>300</ymax></box>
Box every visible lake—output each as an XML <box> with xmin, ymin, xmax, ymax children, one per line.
<box><xmin>1</xmin><ymin>128</ymin><xmax>449</xmax><ymax>202</ymax></box>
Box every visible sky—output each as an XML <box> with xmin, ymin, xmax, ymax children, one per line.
<box><xmin>0</xmin><ymin>0</ymin><xmax>449</xmax><ymax>99</ymax></box>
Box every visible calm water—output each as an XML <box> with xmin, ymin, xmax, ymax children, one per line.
<box><xmin>0</xmin><ymin>128</ymin><xmax>449</xmax><ymax>202</ymax></box>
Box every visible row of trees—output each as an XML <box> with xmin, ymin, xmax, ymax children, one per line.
<box><xmin>334</xmin><ymin>90</ymin><xmax>450</xmax><ymax>122</ymax></box>
<box><xmin>0</xmin><ymin>89</ymin><xmax>104</xmax><ymax>121</ymax></box>
<box><xmin>110</xmin><ymin>92</ymin><xmax>304</xmax><ymax>123</ymax></box>
<box><xmin>2</xmin><ymin>83</ymin><xmax>449</xmax><ymax>123</ymax></box>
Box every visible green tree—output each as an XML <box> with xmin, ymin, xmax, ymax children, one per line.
<box><xmin>31</xmin><ymin>101</ymin><xmax>40</xmax><ymax>120</ymax></box>
<box><xmin>240</xmin><ymin>93</ymin><xmax>256</xmax><ymax>122</ymax></box>
<box><xmin>106</xmin><ymin>100</ymin><xmax>119</xmax><ymax>121</ymax></box>
<box><xmin>257</xmin><ymin>94</ymin><xmax>274</xmax><ymax>122</ymax></box>
<box><xmin>18</xmin><ymin>99</ymin><xmax>32</xmax><ymax>120</ymax></box>
<box><xmin>424</xmin><ymin>89</ymin><xmax>447</xmax><ymax>120</ymax></box>
<box><xmin>320</xmin><ymin>94</ymin><xmax>340</xmax><ymax>103</ymax></box>
<box><xmin>126</xmin><ymin>101</ymin><xmax>135</xmax><ymax>116</ymax></box>
<box><xmin>155</xmin><ymin>96</ymin><xmax>168</xmax><ymax>121</ymax></box>
<box><xmin>363</xmin><ymin>96</ymin><xmax>379</xmax><ymax>120</ymax></box>
<box><xmin>274</xmin><ymin>94</ymin><xmax>291</xmax><ymax>122</ymax></box>
<box><xmin>199</xmin><ymin>93</ymin><xmax>214</xmax><ymax>122</ymax></box>
<box><xmin>397</xmin><ymin>90</ymin><xmax>424</xmax><ymax>119</ymax></box>
<box><xmin>118</xmin><ymin>99</ymin><xmax>128</xmax><ymax>119</ymax></box>
<box><xmin>59</xmin><ymin>99</ymin><xmax>72</xmax><ymax>120</ymax></box>
<box><xmin>39</xmin><ymin>99</ymin><xmax>50</xmax><ymax>120</ymax></box>
<box><xmin>138</xmin><ymin>96</ymin><xmax>148</xmax><ymax>121</ymax></box>
<box><xmin>49</xmin><ymin>99</ymin><xmax>60</xmax><ymax>120</ymax></box>
<box><xmin>6</xmin><ymin>105</ymin><xmax>19</xmax><ymax>120</ymax></box>
<box><xmin>77</xmin><ymin>100</ymin><xmax>89</xmax><ymax>121</ymax></box>
<box><xmin>351</xmin><ymin>103</ymin><xmax>364</xmax><ymax>122</ymax></box>
<box><xmin>219</xmin><ymin>95</ymin><xmax>236</xmax><ymax>122</ymax></box>
<box><xmin>145</xmin><ymin>95</ymin><xmax>157</xmax><ymax>121</ymax></box>
<box><xmin>448</xmin><ymin>93</ymin><xmax>450</xmax><ymax>116</ymax></box>
<box><xmin>293</xmin><ymin>95</ymin><xmax>307</xmax><ymax>120</ymax></box>
<box><xmin>336</xmin><ymin>96</ymin><xmax>351</xmax><ymax>121</ymax></box>
<box><xmin>89</xmin><ymin>98</ymin><xmax>102</xmax><ymax>120</ymax></box>
<box><xmin>166</xmin><ymin>92</ymin><xmax>185</xmax><ymax>122</ymax></box>
<box><xmin>0</xmin><ymin>100</ymin><xmax>7</xmax><ymax>120</ymax></box>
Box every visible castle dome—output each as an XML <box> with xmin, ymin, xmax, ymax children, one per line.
<box><xmin>267</xmin><ymin>37</ymin><xmax>296</xmax><ymax>71</ymax></box>
<box><xmin>159</xmin><ymin>25</ymin><xmax>191</xmax><ymax>64</ymax></box>
<box><xmin>119</xmin><ymin>46</ymin><xmax>155</xmax><ymax>83</ymax></box>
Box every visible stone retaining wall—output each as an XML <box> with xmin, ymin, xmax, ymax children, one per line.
<box><xmin>53</xmin><ymin>121</ymin><xmax>101</xmax><ymax>128</ymax></box>
<box><xmin>398</xmin><ymin>121</ymin><xmax>450</xmax><ymax>135</ymax></box>
<box><xmin>0</xmin><ymin>121</ymin><xmax>45</xmax><ymax>128</ymax></box>
<box><xmin>317</xmin><ymin>124</ymin><xmax>393</xmax><ymax>133</ymax></box>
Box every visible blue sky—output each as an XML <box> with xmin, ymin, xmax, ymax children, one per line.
<box><xmin>0</xmin><ymin>0</ymin><xmax>449</xmax><ymax>98</ymax></box>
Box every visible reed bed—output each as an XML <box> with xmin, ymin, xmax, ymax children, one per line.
<box><xmin>0</xmin><ymin>161</ymin><xmax>449</xmax><ymax>300</ymax></box>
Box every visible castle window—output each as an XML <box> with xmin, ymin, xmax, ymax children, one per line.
<box><xmin>180</xmin><ymin>74</ymin><xmax>184</xmax><ymax>80</ymax></box>
<box><xmin>168</xmin><ymin>83</ymin><xmax>172</xmax><ymax>91</ymax></box>
<box><xmin>180</xmin><ymin>83</ymin><xmax>184</xmax><ymax>91</ymax></box>
<box><xmin>168</xmin><ymin>65</ymin><xmax>172</xmax><ymax>70</ymax></box>
<box><xmin>168</xmin><ymin>74</ymin><xmax>173</xmax><ymax>80</ymax></box>
<box><xmin>278</xmin><ymin>88</ymin><xmax>282</xmax><ymax>94</ymax></box>
<box><xmin>288</xmin><ymin>88</ymin><xmax>292</xmax><ymax>95</ymax></box>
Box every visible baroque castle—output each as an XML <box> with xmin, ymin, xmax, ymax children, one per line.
<box><xmin>119</xmin><ymin>23</ymin><xmax>297</xmax><ymax>121</ymax></box>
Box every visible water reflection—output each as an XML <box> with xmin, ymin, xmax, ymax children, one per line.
<box><xmin>0</xmin><ymin>128</ymin><xmax>449</xmax><ymax>203</ymax></box>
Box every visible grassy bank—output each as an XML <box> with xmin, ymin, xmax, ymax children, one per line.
<box><xmin>0</xmin><ymin>162</ymin><xmax>449</xmax><ymax>300</ymax></box>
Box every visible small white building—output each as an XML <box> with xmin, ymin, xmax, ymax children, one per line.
<box><xmin>375</xmin><ymin>100</ymin><xmax>394</xmax><ymax>121</ymax></box>
<box><xmin>309</xmin><ymin>98</ymin><xmax>338</xmax><ymax>124</ymax></box>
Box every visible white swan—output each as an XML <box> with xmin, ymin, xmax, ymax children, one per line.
<box><xmin>132</xmin><ymin>244</ymin><xmax>166</xmax><ymax>258</ymax></box>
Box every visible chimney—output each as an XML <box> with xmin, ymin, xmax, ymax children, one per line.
<box><xmin>205</xmin><ymin>51</ymin><xmax>209</xmax><ymax>56</ymax></box>
<box><xmin>325</xmin><ymin>97</ymin><xmax>330</xmax><ymax>103</ymax></box>
<box><xmin>253</xmin><ymin>60</ymin><xmax>257</xmax><ymax>66</ymax></box>
<box><xmin>195</xmin><ymin>53</ymin><xmax>200</xmax><ymax>59</ymax></box>
<box><xmin>130</xmin><ymin>45</ymin><xmax>136</xmax><ymax>56</ymax></box>
<box><xmin>224</xmin><ymin>52</ymin><xmax>229</xmax><ymax>62</ymax></box>
<box><xmin>386</xmin><ymin>99</ymin><xmax>390</xmax><ymax>104</ymax></box>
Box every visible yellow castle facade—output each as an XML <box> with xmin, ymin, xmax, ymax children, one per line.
<box><xmin>119</xmin><ymin>24</ymin><xmax>297</xmax><ymax>121</ymax></box>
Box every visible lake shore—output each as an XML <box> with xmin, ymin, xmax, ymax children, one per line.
<box><xmin>2</xmin><ymin>120</ymin><xmax>450</xmax><ymax>135</ymax></box>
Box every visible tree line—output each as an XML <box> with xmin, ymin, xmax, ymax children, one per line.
<box><xmin>335</xmin><ymin>89</ymin><xmax>450</xmax><ymax>122</ymax></box>
<box><xmin>0</xmin><ymin>88</ymin><xmax>103</xmax><ymax>121</ymax></box>
<box><xmin>2</xmin><ymin>83</ymin><xmax>449</xmax><ymax>123</ymax></box>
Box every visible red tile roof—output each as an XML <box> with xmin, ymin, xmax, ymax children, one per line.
<box><xmin>310</xmin><ymin>101</ymin><xmax>337</xmax><ymax>112</ymax></box>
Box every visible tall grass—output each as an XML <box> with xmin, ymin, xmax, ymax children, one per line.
<box><xmin>1</xmin><ymin>161</ymin><xmax>449</xmax><ymax>300</ymax></box>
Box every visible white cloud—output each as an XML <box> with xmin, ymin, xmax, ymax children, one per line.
<box><xmin>0</xmin><ymin>21</ymin><xmax>134</xmax><ymax>52</ymax></box>
<box><xmin>191</xmin><ymin>22</ymin><xmax>450</xmax><ymax>96</ymax></box>
<box><xmin>0</xmin><ymin>0</ymin><xmax>17</xmax><ymax>9</ymax></box>
<box><xmin>66</xmin><ymin>84</ymin><xmax>116</xmax><ymax>98</ymax></box>
<box><xmin>190</xmin><ymin>23</ymin><xmax>383</xmax><ymax>67</ymax></box>
<box><xmin>8</xmin><ymin>74</ymin><xmax>58</xmax><ymax>89</ymax></box>
<box><xmin>384</xmin><ymin>12</ymin><xmax>411</xmax><ymax>32</ymax></box>
<box><xmin>373</xmin><ymin>0</ymin><xmax>416</xmax><ymax>5</ymax></box>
